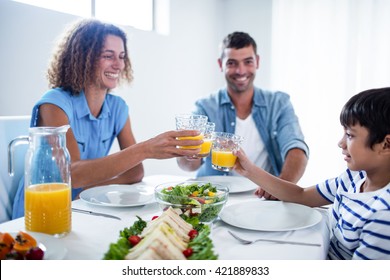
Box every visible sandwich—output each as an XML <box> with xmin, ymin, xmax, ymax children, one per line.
<box><xmin>125</xmin><ymin>207</ymin><xmax>193</xmax><ymax>260</ymax></box>
<box><xmin>140</xmin><ymin>207</ymin><xmax>192</xmax><ymax>242</ymax></box>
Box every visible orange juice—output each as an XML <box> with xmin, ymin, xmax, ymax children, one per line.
<box><xmin>177</xmin><ymin>134</ymin><xmax>204</xmax><ymax>149</ymax></box>
<box><xmin>25</xmin><ymin>183</ymin><xmax>71</xmax><ymax>236</ymax></box>
<box><xmin>211</xmin><ymin>150</ymin><xmax>237</xmax><ymax>168</ymax></box>
<box><xmin>198</xmin><ymin>139</ymin><xmax>213</xmax><ymax>157</ymax></box>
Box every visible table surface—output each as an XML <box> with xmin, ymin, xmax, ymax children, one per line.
<box><xmin>0</xmin><ymin>175</ymin><xmax>330</xmax><ymax>260</ymax></box>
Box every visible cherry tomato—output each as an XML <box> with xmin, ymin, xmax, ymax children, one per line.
<box><xmin>182</xmin><ymin>248</ymin><xmax>193</xmax><ymax>258</ymax></box>
<box><xmin>128</xmin><ymin>235</ymin><xmax>141</xmax><ymax>246</ymax></box>
<box><xmin>188</xmin><ymin>229</ymin><xmax>198</xmax><ymax>239</ymax></box>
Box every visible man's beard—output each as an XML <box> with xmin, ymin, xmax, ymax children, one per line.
<box><xmin>227</xmin><ymin>76</ymin><xmax>253</xmax><ymax>94</ymax></box>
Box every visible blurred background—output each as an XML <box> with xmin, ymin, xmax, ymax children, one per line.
<box><xmin>1</xmin><ymin>0</ymin><xmax>389</xmax><ymax>186</ymax></box>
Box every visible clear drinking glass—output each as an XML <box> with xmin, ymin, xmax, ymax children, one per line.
<box><xmin>175</xmin><ymin>114</ymin><xmax>208</xmax><ymax>150</ymax></box>
<box><xmin>211</xmin><ymin>132</ymin><xmax>243</xmax><ymax>172</ymax></box>
<box><xmin>197</xmin><ymin>122</ymin><xmax>215</xmax><ymax>158</ymax></box>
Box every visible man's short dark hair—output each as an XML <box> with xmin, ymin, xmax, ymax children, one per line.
<box><xmin>220</xmin><ymin>31</ymin><xmax>257</xmax><ymax>59</ymax></box>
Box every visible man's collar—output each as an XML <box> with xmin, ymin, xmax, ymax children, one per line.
<box><xmin>220</xmin><ymin>87</ymin><xmax>265</xmax><ymax>106</ymax></box>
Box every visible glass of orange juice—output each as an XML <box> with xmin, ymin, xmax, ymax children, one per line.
<box><xmin>175</xmin><ymin>114</ymin><xmax>208</xmax><ymax>151</ymax></box>
<box><xmin>197</xmin><ymin>122</ymin><xmax>215</xmax><ymax>158</ymax></box>
<box><xmin>211</xmin><ymin>132</ymin><xmax>243</xmax><ymax>172</ymax></box>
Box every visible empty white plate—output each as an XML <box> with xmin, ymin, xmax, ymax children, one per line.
<box><xmin>220</xmin><ymin>200</ymin><xmax>322</xmax><ymax>231</ymax></box>
<box><xmin>80</xmin><ymin>182</ymin><xmax>155</xmax><ymax>207</ymax></box>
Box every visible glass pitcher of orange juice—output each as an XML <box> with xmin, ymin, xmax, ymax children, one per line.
<box><xmin>9</xmin><ymin>125</ymin><xmax>71</xmax><ymax>237</ymax></box>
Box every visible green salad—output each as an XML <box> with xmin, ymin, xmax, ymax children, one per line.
<box><xmin>156</xmin><ymin>182</ymin><xmax>228</xmax><ymax>222</ymax></box>
<box><xmin>103</xmin><ymin>216</ymin><xmax>146</xmax><ymax>260</ymax></box>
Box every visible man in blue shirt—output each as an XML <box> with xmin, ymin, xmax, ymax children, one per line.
<box><xmin>177</xmin><ymin>32</ymin><xmax>309</xmax><ymax>193</ymax></box>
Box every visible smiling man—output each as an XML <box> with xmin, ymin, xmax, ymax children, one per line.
<box><xmin>177</xmin><ymin>32</ymin><xmax>309</xmax><ymax>195</ymax></box>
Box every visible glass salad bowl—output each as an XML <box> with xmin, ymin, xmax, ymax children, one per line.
<box><xmin>155</xmin><ymin>181</ymin><xmax>229</xmax><ymax>223</ymax></box>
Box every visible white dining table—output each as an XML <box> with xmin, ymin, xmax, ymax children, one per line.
<box><xmin>0</xmin><ymin>174</ymin><xmax>331</xmax><ymax>260</ymax></box>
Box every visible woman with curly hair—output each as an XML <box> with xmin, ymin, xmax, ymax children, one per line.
<box><xmin>12</xmin><ymin>19</ymin><xmax>202</xmax><ymax>218</ymax></box>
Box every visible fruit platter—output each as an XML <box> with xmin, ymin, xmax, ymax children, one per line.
<box><xmin>0</xmin><ymin>231</ymin><xmax>44</xmax><ymax>260</ymax></box>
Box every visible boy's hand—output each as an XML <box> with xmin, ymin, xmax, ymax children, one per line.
<box><xmin>234</xmin><ymin>149</ymin><xmax>278</xmax><ymax>200</ymax></box>
<box><xmin>254</xmin><ymin>187</ymin><xmax>278</xmax><ymax>200</ymax></box>
<box><xmin>232</xmin><ymin>149</ymin><xmax>252</xmax><ymax>176</ymax></box>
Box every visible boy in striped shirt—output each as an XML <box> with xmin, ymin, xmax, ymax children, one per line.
<box><xmin>233</xmin><ymin>87</ymin><xmax>390</xmax><ymax>259</ymax></box>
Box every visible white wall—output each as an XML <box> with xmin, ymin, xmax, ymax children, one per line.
<box><xmin>0</xmin><ymin>0</ymin><xmax>274</xmax><ymax>177</ymax></box>
<box><xmin>0</xmin><ymin>1</ymin><xmax>77</xmax><ymax>115</ymax></box>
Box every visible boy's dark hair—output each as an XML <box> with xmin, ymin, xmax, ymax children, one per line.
<box><xmin>220</xmin><ymin>31</ymin><xmax>257</xmax><ymax>59</ymax></box>
<box><xmin>340</xmin><ymin>87</ymin><xmax>390</xmax><ymax>148</ymax></box>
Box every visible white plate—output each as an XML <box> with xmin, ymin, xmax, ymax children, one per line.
<box><xmin>11</xmin><ymin>232</ymin><xmax>67</xmax><ymax>260</ymax></box>
<box><xmin>220</xmin><ymin>200</ymin><xmax>322</xmax><ymax>231</ymax></box>
<box><xmin>80</xmin><ymin>182</ymin><xmax>155</xmax><ymax>207</ymax></box>
<box><xmin>192</xmin><ymin>176</ymin><xmax>258</xmax><ymax>193</ymax></box>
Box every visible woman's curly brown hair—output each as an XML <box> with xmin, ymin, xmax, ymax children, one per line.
<box><xmin>47</xmin><ymin>18</ymin><xmax>133</xmax><ymax>95</ymax></box>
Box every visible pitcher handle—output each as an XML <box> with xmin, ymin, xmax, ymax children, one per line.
<box><xmin>8</xmin><ymin>136</ymin><xmax>29</xmax><ymax>176</ymax></box>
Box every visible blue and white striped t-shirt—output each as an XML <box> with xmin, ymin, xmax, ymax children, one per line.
<box><xmin>316</xmin><ymin>169</ymin><xmax>390</xmax><ymax>260</ymax></box>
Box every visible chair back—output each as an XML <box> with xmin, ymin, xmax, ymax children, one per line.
<box><xmin>0</xmin><ymin>116</ymin><xmax>30</xmax><ymax>222</ymax></box>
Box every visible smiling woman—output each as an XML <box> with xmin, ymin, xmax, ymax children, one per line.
<box><xmin>11</xmin><ymin>18</ymin><xmax>204</xmax><ymax>220</ymax></box>
<box><xmin>46</xmin><ymin>19</ymin><xmax>133</xmax><ymax>96</ymax></box>
<box><xmin>96</xmin><ymin>35</ymin><xmax>127</xmax><ymax>93</ymax></box>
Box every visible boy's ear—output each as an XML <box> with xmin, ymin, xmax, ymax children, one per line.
<box><xmin>383</xmin><ymin>135</ymin><xmax>390</xmax><ymax>151</ymax></box>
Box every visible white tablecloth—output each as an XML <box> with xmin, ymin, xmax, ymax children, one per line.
<box><xmin>0</xmin><ymin>175</ymin><xmax>330</xmax><ymax>260</ymax></box>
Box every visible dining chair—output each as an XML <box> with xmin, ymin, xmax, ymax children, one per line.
<box><xmin>0</xmin><ymin>115</ymin><xmax>30</xmax><ymax>223</ymax></box>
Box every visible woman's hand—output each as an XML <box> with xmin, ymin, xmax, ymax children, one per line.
<box><xmin>143</xmin><ymin>130</ymin><xmax>203</xmax><ymax>159</ymax></box>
